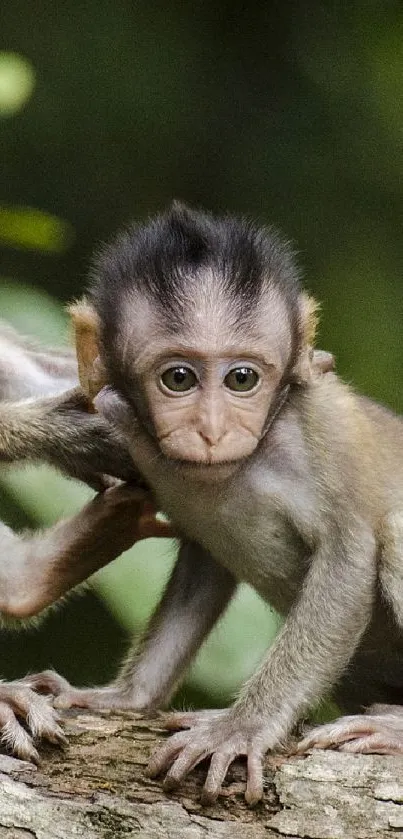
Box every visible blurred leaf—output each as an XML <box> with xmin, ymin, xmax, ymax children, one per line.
<box><xmin>0</xmin><ymin>279</ymin><xmax>70</xmax><ymax>344</ymax></box>
<box><xmin>0</xmin><ymin>52</ymin><xmax>35</xmax><ymax>117</ymax></box>
<box><xmin>0</xmin><ymin>206</ymin><xmax>73</xmax><ymax>252</ymax></box>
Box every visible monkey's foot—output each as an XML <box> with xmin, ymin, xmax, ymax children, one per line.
<box><xmin>147</xmin><ymin>707</ymin><xmax>272</xmax><ymax>806</ymax></box>
<box><xmin>19</xmin><ymin>671</ymin><xmax>143</xmax><ymax>711</ymax></box>
<box><xmin>0</xmin><ymin>680</ymin><xmax>66</xmax><ymax>762</ymax></box>
<box><xmin>52</xmin><ymin>685</ymin><xmax>140</xmax><ymax>711</ymax></box>
<box><xmin>298</xmin><ymin>706</ymin><xmax>403</xmax><ymax>755</ymax></box>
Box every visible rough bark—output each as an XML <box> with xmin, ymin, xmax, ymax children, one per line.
<box><xmin>1</xmin><ymin>710</ymin><xmax>402</xmax><ymax>838</ymax></box>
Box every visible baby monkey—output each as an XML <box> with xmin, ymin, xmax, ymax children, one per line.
<box><xmin>38</xmin><ymin>203</ymin><xmax>403</xmax><ymax>805</ymax></box>
<box><xmin>0</xmin><ymin>321</ymin><xmax>171</xmax><ymax>761</ymax></box>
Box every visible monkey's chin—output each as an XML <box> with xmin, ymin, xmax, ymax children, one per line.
<box><xmin>170</xmin><ymin>458</ymin><xmax>244</xmax><ymax>483</ymax></box>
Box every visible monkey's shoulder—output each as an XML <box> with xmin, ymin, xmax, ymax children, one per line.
<box><xmin>302</xmin><ymin>371</ymin><xmax>402</xmax><ymax>436</ymax></box>
<box><xmin>357</xmin><ymin>392</ymin><xmax>403</xmax><ymax>433</ymax></box>
<box><xmin>290</xmin><ymin>374</ymin><xmax>403</xmax><ymax>510</ymax></box>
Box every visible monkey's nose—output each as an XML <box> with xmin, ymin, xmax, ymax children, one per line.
<box><xmin>198</xmin><ymin>429</ymin><xmax>226</xmax><ymax>448</ymax></box>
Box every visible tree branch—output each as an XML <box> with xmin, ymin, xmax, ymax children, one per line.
<box><xmin>1</xmin><ymin>710</ymin><xmax>402</xmax><ymax>837</ymax></box>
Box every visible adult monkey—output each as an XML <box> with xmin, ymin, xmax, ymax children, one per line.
<box><xmin>0</xmin><ymin>321</ymin><xmax>171</xmax><ymax>761</ymax></box>
<box><xmin>34</xmin><ymin>203</ymin><xmax>403</xmax><ymax>806</ymax></box>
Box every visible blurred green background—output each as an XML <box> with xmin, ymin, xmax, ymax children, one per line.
<box><xmin>0</xmin><ymin>1</ymin><xmax>402</xmax><ymax>711</ymax></box>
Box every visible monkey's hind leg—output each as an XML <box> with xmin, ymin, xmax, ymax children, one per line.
<box><xmin>297</xmin><ymin>512</ymin><xmax>403</xmax><ymax>755</ymax></box>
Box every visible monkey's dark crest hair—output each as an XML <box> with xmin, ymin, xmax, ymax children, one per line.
<box><xmin>90</xmin><ymin>201</ymin><xmax>301</xmax><ymax>324</ymax></box>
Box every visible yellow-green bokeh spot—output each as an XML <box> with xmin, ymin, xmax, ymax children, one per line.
<box><xmin>0</xmin><ymin>52</ymin><xmax>35</xmax><ymax>116</ymax></box>
<box><xmin>0</xmin><ymin>205</ymin><xmax>73</xmax><ymax>252</ymax></box>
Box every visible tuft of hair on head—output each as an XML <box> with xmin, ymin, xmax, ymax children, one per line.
<box><xmin>89</xmin><ymin>202</ymin><xmax>302</xmax><ymax>330</ymax></box>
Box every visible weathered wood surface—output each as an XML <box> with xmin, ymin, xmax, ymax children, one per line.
<box><xmin>1</xmin><ymin>710</ymin><xmax>403</xmax><ymax>838</ymax></box>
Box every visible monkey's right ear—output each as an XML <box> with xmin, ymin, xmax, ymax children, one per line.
<box><xmin>68</xmin><ymin>298</ymin><xmax>107</xmax><ymax>404</ymax></box>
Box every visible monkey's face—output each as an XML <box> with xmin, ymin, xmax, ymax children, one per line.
<box><xmin>113</xmin><ymin>282</ymin><xmax>292</xmax><ymax>467</ymax></box>
<box><xmin>142</xmin><ymin>353</ymin><xmax>281</xmax><ymax>465</ymax></box>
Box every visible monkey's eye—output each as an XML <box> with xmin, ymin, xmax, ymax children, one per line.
<box><xmin>224</xmin><ymin>367</ymin><xmax>259</xmax><ymax>392</ymax></box>
<box><xmin>161</xmin><ymin>366</ymin><xmax>198</xmax><ymax>393</ymax></box>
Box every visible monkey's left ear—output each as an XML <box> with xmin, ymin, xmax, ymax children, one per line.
<box><xmin>68</xmin><ymin>298</ymin><xmax>107</xmax><ymax>405</ymax></box>
<box><xmin>291</xmin><ymin>293</ymin><xmax>320</xmax><ymax>385</ymax></box>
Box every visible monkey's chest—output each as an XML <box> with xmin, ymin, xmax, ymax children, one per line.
<box><xmin>159</xmin><ymin>486</ymin><xmax>306</xmax><ymax>614</ymax></box>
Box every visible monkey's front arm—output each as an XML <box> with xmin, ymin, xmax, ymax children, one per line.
<box><xmin>0</xmin><ymin>388</ymin><xmax>143</xmax><ymax>489</ymax></box>
<box><xmin>0</xmin><ymin>485</ymin><xmax>171</xmax><ymax>619</ymax></box>
<box><xmin>0</xmin><ymin>321</ymin><xmax>77</xmax><ymax>401</ymax></box>
<box><xmin>0</xmin><ymin>323</ymin><xmax>172</xmax><ymax>760</ymax></box>
<box><xmin>147</xmin><ymin>522</ymin><xmax>377</xmax><ymax>804</ymax></box>
<box><xmin>25</xmin><ymin>542</ymin><xmax>236</xmax><ymax>712</ymax></box>
<box><xmin>0</xmin><ymin>484</ymin><xmax>172</xmax><ymax>760</ymax></box>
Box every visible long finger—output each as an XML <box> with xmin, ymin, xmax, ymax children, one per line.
<box><xmin>340</xmin><ymin>733</ymin><xmax>403</xmax><ymax>754</ymax></box>
<box><xmin>138</xmin><ymin>516</ymin><xmax>175</xmax><ymax>539</ymax></box>
<box><xmin>245</xmin><ymin>751</ymin><xmax>264</xmax><ymax>805</ymax></box>
<box><xmin>6</xmin><ymin>690</ymin><xmax>66</xmax><ymax>745</ymax></box>
<box><xmin>202</xmin><ymin>749</ymin><xmax>236</xmax><ymax>804</ymax></box>
<box><xmin>298</xmin><ymin>719</ymin><xmax>373</xmax><ymax>751</ymax></box>
<box><xmin>146</xmin><ymin>732</ymin><xmax>188</xmax><ymax>778</ymax></box>
<box><xmin>163</xmin><ymin>745</ymin><xmax>209</xmax><ymax>791</ymax></box>
<box><xmin>19</xmin><ymin>671</ymin><xmax>72</xmax><ymax>695</ymax></box>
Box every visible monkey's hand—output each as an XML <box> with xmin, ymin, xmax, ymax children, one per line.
<box><xmin>93</xmin><ymin>386</ymin><xmax>137</xmax><ymax>434</ymax></box>
<box><xmin>146</xmin><ymin>707</ymin><xmax>273</xmax><ymax>805</ymax></box>
<box><xmin>136</xmin><ymin>502</ymin><xmax>174</xmax><ymax>539</ymax></box>
<box><xmin>41</xmin><ymin>387</ymin><xmax>144</xmax><ymax>490</ymax></box>
<box><xmin>297</xmin><ymin>704</ymin><xmax>403</xmax><ymax>755</ymax></box>
<box><xmin>0</xmin><ymin>679</ymin><xmax>65</xmax><ymax>763</ymax></box>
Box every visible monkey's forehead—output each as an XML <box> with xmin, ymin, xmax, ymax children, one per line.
<box><xmin>105</xmin><ymin>275</ymin><xmax>294</xmax><ymax>376</ymax></box>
